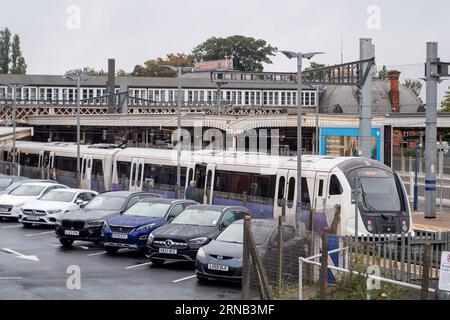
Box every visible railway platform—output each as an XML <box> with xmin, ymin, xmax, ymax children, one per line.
<box><xmin>412</xmin><ymin>211</ymin><xmax>450</xmax><ymax>232</ymax></box>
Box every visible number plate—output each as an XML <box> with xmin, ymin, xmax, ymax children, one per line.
<box><xmin>208</xmin><ymin>264</ymin><xmax>229</xmax><ymax>272</ymax></box>
<box><xmin>64</xmin><ymin>230</ymin><xmax>79</xmax><ymax>236</ymax></box>
<box><xmin>26</xmin><ymin>216</ymin><xmax>40</xmax><ymax>221</ymax></box>
<box><xmin>159</xmin><ymin>248</ymin><xmax>177</xmax><ymax>255</ymax></box>
<box><xmin>112</xmin><ymin>233</ymin><xmax>128</xmax><ymax>240</ymax></box>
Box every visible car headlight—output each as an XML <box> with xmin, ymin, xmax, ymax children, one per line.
<box><xmin>188</xmin><ymin>237</ymin><xmax>208</xmax><ymax>245</ymax></box>
<box><xmin>136</xmin><ymin>223</ymin><xmax>156</xmax><ymax>232</ymax></box>
<box><xmin>196</xmin><ymin>247</ymin><xmax>206</xmax><ymax>259</ymax></box>
<box><xmin>87</xmin><ymin>220</ymin><xmax>105</xmax><ymax>227</ymax></box>
<box><xmin>147</xmin><ymin>232</ymin><xmax>155</xmax><ymax>243</ymax></box>
<box><xmin>47</xmin><ymin>209</ymin><xmax>62</xmax><ymax>215</ymax></box>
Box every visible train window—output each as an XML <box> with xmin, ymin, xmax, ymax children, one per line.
<box><xmin>230</xmin><ymin>174</ymin><xmax>250</xmax><ymax>194</ymax></box>
<box><xmin>287</xmin><ymin>177</ymin><xmax>295</xmax><ymax>209</ymax></box>
<box><xmin>136</xmin><ymin>164</ymin><xmax>143</xmax><ymax>187</ymax></box>
<box><xmin>329</xmin><ymin>175</ymin><xmax>343</xmax><ymax>195</ymax></box>
<box><xmin>318</xmin><ymin>180</ymin><xmax>324</xmax><ymax>197</ymax></box>
<box><xmin>277</xmin><ymin>176</ymin><xmax>285</xmax><ymax>206</ymax></box>
<box><xmin>54</xmin><ymin>156</ymin><xmax>77</xmax><ymax>172</ymax></box>
<box><xmin>20</xmin><ymin>153</ymin><xmax>40</xmax><ymax>167</ymax></box>
<box><xmin>301</xmin><ymin>178</ymin><xmax>311</xmax><ymax>206</ymax></box>
<box><xmin>249</xmin><ymin>175</ymin><xmax>275</xmax><ymax>199</ymax></box>
<box><xmin>214</xmin><ymin>171</ymin><xmax>231</xmax><ymax>193</ymax></box>
<box><xmin>92</xmin><ymin>160</ymin><xmax>104</xmax><ymax>177</ymax></box>
<box><xmin>117</xmin><ymin>161</ymin><xmax>131</xmax><ymax>185</ymax></box>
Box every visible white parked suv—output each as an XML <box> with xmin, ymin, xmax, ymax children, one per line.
<box><xmin>19</xmin><ymin>188</ymin><xmax>98</xmax><ymax>227</ymax></box>
<box><xmin>0</xmin><ymin>182</ymin><xmax>68</xmax><ymax>220</ymax></box>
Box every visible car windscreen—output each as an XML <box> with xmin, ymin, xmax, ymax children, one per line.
<box><xmin>0</xmin><ymin>177</ymin><xmax>12</xmax><ymax>188</ymax></box>
<box><xmin>216</xmin><ymin>222</ymin><xmax>273</xmax><ymax>245</ymax></box>
<box><xmin>39</xmin><ymin>190</ymin><xmax>75</xmax><ymax>202</ymax></box>
<box><xmin>84</xmin><ymin>195</ymin><xmax>126</xmax><ymax>211</ymax></box>
<box><xmin>9</xmin><ymin>185</ymin><xmax>45</xmax><ymax>196</ymax></box>
<box><xmin>123</xmin><ymin>202</ymin><xmax>170</xmax><ymax>218</ymax></box>
<box><xmin>347</xmin><ymin>168</ymin><xmax>403</xmax><ymax>213</ymax></box>
<box><xmin>171</xmin><ymin>209</ymin><xmax>222</xmax><ymax>227</ymax></box>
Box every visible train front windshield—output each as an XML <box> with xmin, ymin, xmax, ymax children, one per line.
<box><xmin>347</xmin><ymin>168</ymin><xmax>406</xmax><ymax>215</ymax></box>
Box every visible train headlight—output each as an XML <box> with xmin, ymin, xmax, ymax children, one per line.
<box><xmin>367</xmin><ymin>219</ymin><xmax>373</xmax><ymax>232</ymax></box>
<box><xmin>402</xmin><ymin>220</ymin><xmax>408</xmax><ymax>232</ymax></box>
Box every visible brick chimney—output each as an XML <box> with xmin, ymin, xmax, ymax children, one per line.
<box><xmin>388</xmin><ymin>70</ymin><xmax>401</xmax><ymax>112</ymax></box>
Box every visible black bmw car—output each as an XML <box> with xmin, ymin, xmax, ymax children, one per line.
<box><xmin>55</xmin><ymin>191</ymin><xmax>161</xmax><ymax>247</ymax></box>
<box><xmin>146</xmin><ymin>205</ymin><xmax>252</xmax><ymax>266</ymax></box>
<box><xmin>195</xmin><ymin>219</ymin><xmax>299</xmax><ymax>283</ymax></box>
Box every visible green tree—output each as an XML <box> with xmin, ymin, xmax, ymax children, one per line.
<box><xmin>441</xmin><ymin>86</ymin><xmax>450</xmax><ymax>112</ymax></box>
<box><xmin>0</xmin><ymin>27</ymin><xmax>11</xmax><ymax>74</ymax></box>
<box><xmin>131</xmin><ymin>53</ymin><xmax>195</xmax><ymax>77</ymax></box>
<box><xmin>10</xmin><ymin>34</ymin><xmax>27</xmax><ymax>74</ymax></box>
<box><xmin>403</xmin><ymin>79</ymin><xmax>422</xmax><ymax>98</ymax></box>
<box><xmin>65</xmin><ymin>67</ymin><xmax>107</xmax><ymax>76</ymax></box>
<box><xmin>305</xmin><ymin>61</ymin><xmax>326</xmax><ymax>71</ymax></box>
<box><xmin>377</xmin><ymin>65</ymin><xmax>389</xmax><ymax>80</ymax></box>
<box><xmin>191</xmin><ymin>35</ymin><xmax>277</xmax><ymax>72</ymax></box>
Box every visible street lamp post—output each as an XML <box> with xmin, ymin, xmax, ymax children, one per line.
<box><xmin>6</xmin><ymin>84</ymin><xmax>29</xmax><ymax>176</ymax></box>
<box><xmin>280</xmin><ymin>51</ymin><xmax>324</xmax><ymax>225</ymax></box>
<box><xmin>159</xmin><ymin>65</ymin><xmax>193</xmax><ymax>199</ymax></box>
<box><xmin>63</xmin><ymin>74</ymin><xmax>88</xmax><ymax>187</ymax></box>
<box><xmin>414</xmin><ymin>140</ymin><xmax>420</xmax><ymax>211</ymax></box>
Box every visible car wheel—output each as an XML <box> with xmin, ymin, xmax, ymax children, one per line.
<box><xmin>151</xmin><ymin>259</ymin><xmax>165</xmax><ymax>267</ymax></box>
<box><xmin>22</xmin><ymin>222</ymin><xmax>33</xmax><ymax>228</ymax></box>
<box><xmin>197</xmin><ymin>275</ymin><xmax>208</xmax><ymax>284</ymax></box>
<box><xmin>105</xmin><ymin>246</ymin><xmax>119</xmax><ymax>254</ymax></box>
<box><xmin>59</xmin><ymin>238</ymin><xmax>74</xmax><ymax>247</ymax></box>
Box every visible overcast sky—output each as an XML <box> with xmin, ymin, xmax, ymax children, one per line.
<box><xmin>1</xmin><ymin>0</ymin><xmax>449</xmax><ymax>101</ymax></box>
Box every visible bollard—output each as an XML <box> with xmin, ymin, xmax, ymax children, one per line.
<box><xmin>320</xmin><ymin>228</ymin><xmax>329</xmax><ymax>300</ymax></box>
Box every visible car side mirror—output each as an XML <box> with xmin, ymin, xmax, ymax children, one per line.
<box><xmin>220</xmin><ymin>222</ymin><xmax>229</xmax><ymax>230</ymax></box>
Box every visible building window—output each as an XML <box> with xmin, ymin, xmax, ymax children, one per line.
<box><xmin>274</xmin><ymin>92</ymin><xmax>279</xmax><ymax>105</ymax></box>
<box><xmin>245</xmin><ymin>91</ymin><xmax>250</xmax><ymax>105</ymax></box>
<box><xmin>281</xmin><ymin>92</ymin><xmax>286</xmax><ymax>105</ymax></box>
<box><xmin>200</xmin><ymin>90</ymin><xmax>205</xmax><ymax>102</ymax></box>
<box><xmin>232</xmin><ymin>91</ymin><xmax>236</xmax><ymax>104</ymax></box>
<box><xmin>268</xmin><ymin>92</ymin><xmax>273</xmax><ymax>105</ymax></box>
<box><xmin>250</xmin><ymin>91</ymin><xmax>255</xmax><ymax>105</ymax></box>
<box><xmin>237</xmin><ymin>91</ymin><xmax>242</xmax><ymax>105</ymax></box>
<box><xmin>263</xmin><ymin>92</ymin><xmax>268</xmax><ymax>105</ymax></box>
<box><xmin>256</xmin><ymin>92</ymin><xmax>261</xmax><ymax>105</ymax></box>
<box><xmin>226</xmin><ymin>91</ymin><xmax>231</xmax><ymax>102</ymax></box>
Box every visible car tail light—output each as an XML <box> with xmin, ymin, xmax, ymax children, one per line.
<box><xmin>402</xmin><ymin>220</ymin><xmax>408</xmax><ymax>232</ymax></box>
<box><xmin>367</xmin><ymin>219</ymin><xmax>373</xmax><ymax>232</ymax></box>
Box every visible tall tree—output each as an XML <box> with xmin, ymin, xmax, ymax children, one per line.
<box><xmin>10</xmin><ymin>34</ymin><xmax>27</xmax><ymax>74</ymax></box>
<box><xmin>403</xmin><ymin>79</ymin><xmax>423</xmax><ymax>98</ymax></box>
<box><xmin>377</xmin><ymin>65</ymin><xmax>389</xmax><ymax>80</ymax></box>
<box><xmin>0</xmin><ymin>27</ymin><xmax>11</xmax><ymax>74</ymax></box>
<box><xmin>441</xmin><ymin>86</ymin><xmax>450</xmax><ymax>112</ymax></box>
<box><xmin>131</xmin><ymin>53</ymin><xmax>194</xmax><ymax>77</ymax></box>
<box><xmin>191</xmin><ymin>35</ymin><xmax>277</xmax><ymax>72</ymax></box>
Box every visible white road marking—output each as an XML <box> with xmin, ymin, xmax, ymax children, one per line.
<box><xmin>172</xmin><ymin>275</ymin><xmax>196</xmax><ymax>283</ymax></box>
<box><xmin>1</xmin><ymin>225</ymin><xmax>21</xmax><ymax>229</ymax></box>
<box><xmin>0</xmin><ymin>277</ymin><xmax>23</xmax><ymax>280</ymax></box>
<box><xmin>88</xmin><ymin>251</ymin><xmax>106</xmax><ymax>257</ymax></box>
<box><xmin>25</xmin><ymin>231</ymin><xmax>54</xmax><ymax>237</ymax></box>
<box><xmin>125</xmin><ymin>262</ymin><xmax>153</xmax><ymax>270</ymax></box>
<box><xmin>79</xmin><ymin>246</ymin><xmax>89</xmax><ymax>250</ymax></box>
<box><xmin>1</xmin><ymin>248</ymin><xmax>40</xmax><ymax>262</ymax></box>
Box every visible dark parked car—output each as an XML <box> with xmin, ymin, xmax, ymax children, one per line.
<box><xmin>102</xmin><ymin>198</ymin><xmax>197</xmax><ymax>254</ymax></box>
<box><xmin>195</xmin><ymin>219</ymin><xmax>299</xmax><ymax>283</ymax></box>
<box><xmin>55</xmin><ymin>191</ymin><xmax>161</xmax><ymax>247</ymax></box>
<box><xmin>146</xmin><ymin>205</ymin><xmax>252</xmax><ymax>266</ymax></box>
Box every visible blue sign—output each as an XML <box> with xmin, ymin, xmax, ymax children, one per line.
<box><xmin>320</xmin><ymin>128</ymin><xmax>381</xmax><ymax>161</ymax></box>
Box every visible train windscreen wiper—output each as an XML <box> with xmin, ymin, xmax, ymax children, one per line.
<box><xmin>360</xmin><ymin>185</ymin><xmax>380</xmax><ymax>213</ymax></box>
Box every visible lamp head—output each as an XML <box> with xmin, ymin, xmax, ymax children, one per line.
<box><xmin>302</xmin><ymin>52</ymin><xmax>325</xmax><ymax>60</ymax></box>
<box><xmin>279</xmin><ymin>51</ymin><xmax>298</xmax><ymax>59</ymax></box>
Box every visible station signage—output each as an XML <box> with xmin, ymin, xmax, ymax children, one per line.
<box><xmin>439</xmin><ymin>251</ymin><xmax>450</xmax><ymax>292</ymax></box>
<box><xmin>195</xmin><ymin>59</ymin><xmax>234</xmax><ymax>72</ymax></box>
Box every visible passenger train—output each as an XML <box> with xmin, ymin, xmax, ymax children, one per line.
<box><xmin>0</xmin><ymin>141</ymin><xmax>412</xmax><ymax>236</ymax></box>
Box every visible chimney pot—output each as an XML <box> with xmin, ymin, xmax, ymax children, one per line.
<box><xmin>388</xmin><ymin>70</ymin><xmax>401</xmax><ymax>112</ymax></box>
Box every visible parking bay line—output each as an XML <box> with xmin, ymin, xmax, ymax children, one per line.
<box><xmin>88</xmin><ymin>251</ymin><xmax>107</xmax><ymax>257</ymax></box>
<box><xmin>25</xmin><ymin>231</ymin><xmax>55</xmax><ymax>237</ymax></box>
<box><xmin>172</xmin><ymin>275</ymin><xmax>196</xmax><ymax>283</ymax></box>
<box><xmin>125</xmin><ymin>262</ymin><xmax>153</xmax><ymax>270</ymax></box>
<box><xmin>0</xmin><ymin>277</ymin><xmax>23</xmax><ymax>280</ymax></box>
<box><xmin>1</xmin><ymin>225</ymin><xmax>22</xmax><ymax>229</ymax></box>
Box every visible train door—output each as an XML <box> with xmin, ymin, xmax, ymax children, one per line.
<box><xmin>194</xmin><ymin>164</ymin><xmax>207</xmax><ymax>204</ymax></box>
<box><xmin>80</xmin><ymin>155</ymin><xmax>93</xmax><ymax>189</ymax></box>
<box><xmin>273</xmin><ymin>169</ymin><xmax>297</xmax><ymax>218</ymax></box>
<box><xmin>314</xmin><ymin>173</ymin><xmax>328</xmax><ymax>214</ymax></box>
<box><xmin>204</xmin><ymin>164</ymin><xmax>216</xmax><ymax>204</ymax></box>
<box><xmin>185</xmin><ymin>163</ymin><xmax>196</xmax><ymax>190</ymax></box>
<box><xmin>129</xmin><ymin>158</ymin><xmax>145</xmax><ymax>191</ymax></box>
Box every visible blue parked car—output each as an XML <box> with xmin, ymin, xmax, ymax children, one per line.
<box><xmin>102</xmin><ymin>198</ymin><xmax>197</xmax><ymax>254</ymax></box>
